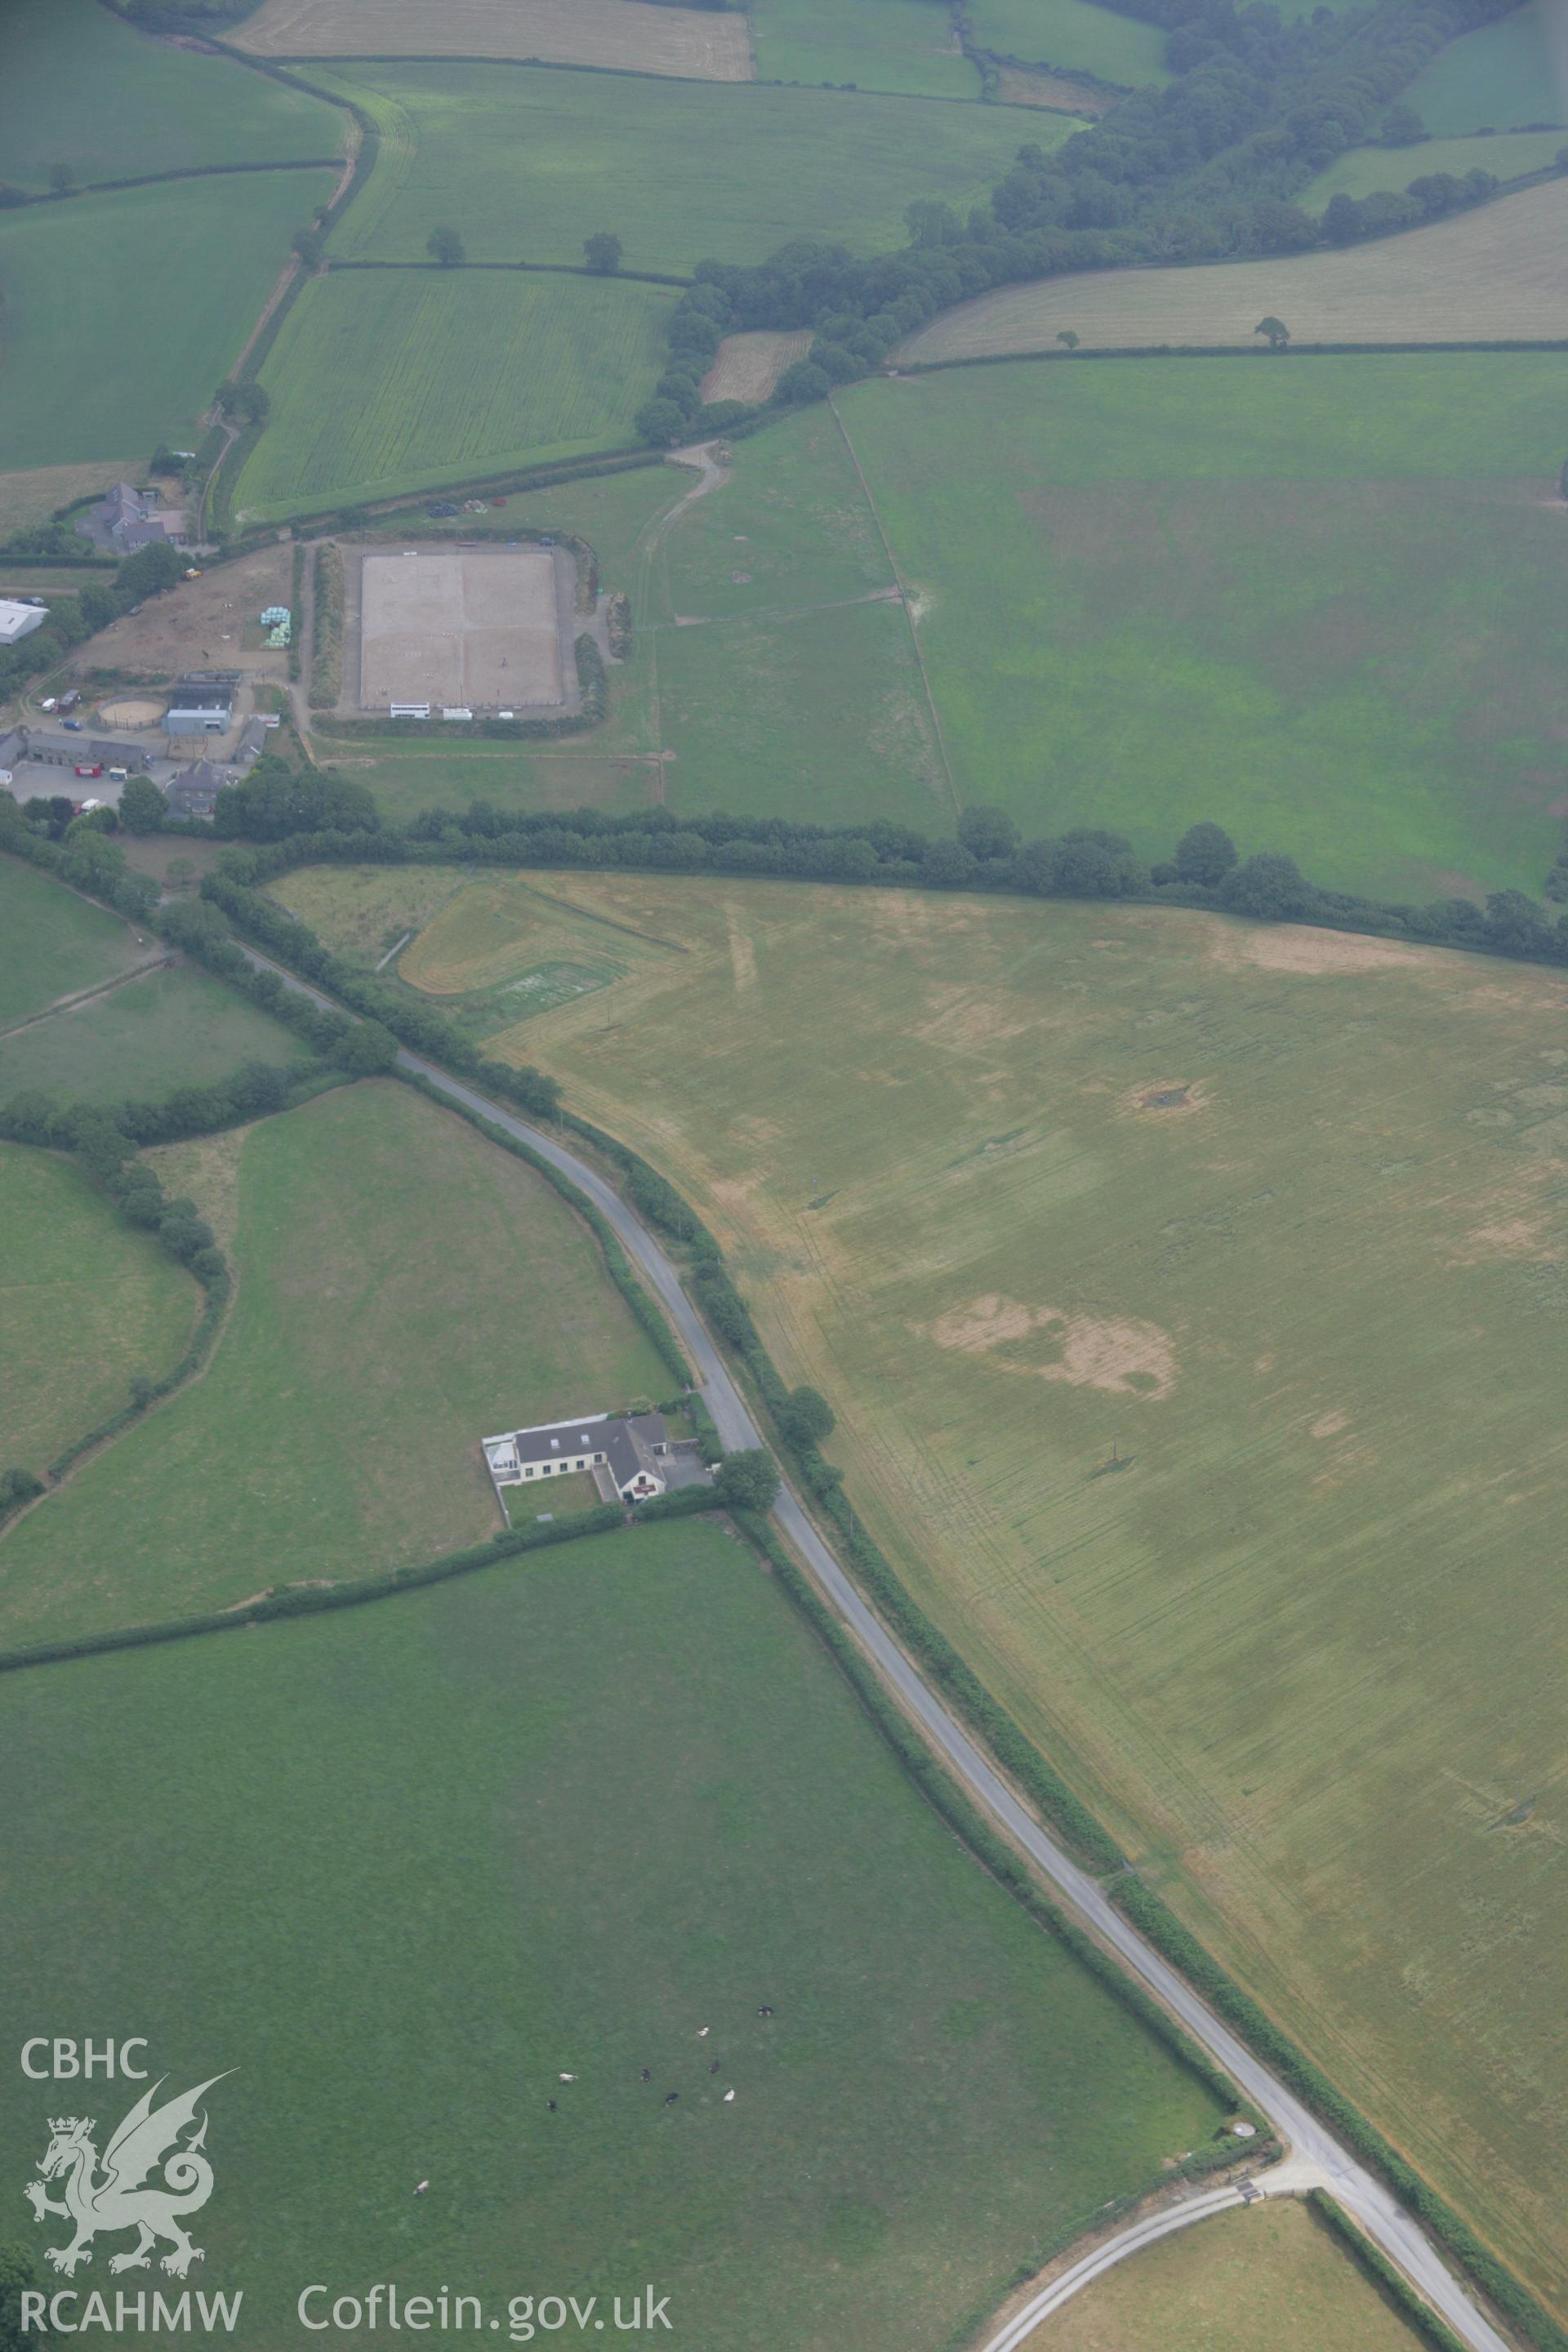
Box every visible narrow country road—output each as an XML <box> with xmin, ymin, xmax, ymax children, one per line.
<box><xmin>977</xmin><ymin>2156</ymin><xmax>1323</xmax><ymax>2350</ymax></box>
<box><xmin>237</xmin><ymin>949</ymin><xmax>1513</xmax><ymax>2352</ymax></box>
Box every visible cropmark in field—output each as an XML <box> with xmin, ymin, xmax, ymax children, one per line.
<box><xmin>461</xmin><ymin>867</ymin><xmax>1568</xmax><ymax>2306</ymax></box>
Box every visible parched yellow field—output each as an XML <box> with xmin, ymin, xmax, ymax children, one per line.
<box><xmin>901</xmin><ymin>176</ymin><xmax>1568</xmax><ymax>357</ymax></box>
<box><xmin>702</xmin><ymin>329</ymin><xmax>813</xmax><ymax>405</ymax></box>
<box><xmin>1031</xmin><ymin>2199</ymin><xmax>1428</xmax><ymax>2352</ymax></box>
<box><xmin>370</xmin><ymin>866</ymin><xmax>1568</xmax><ymax>2311</ymax></box>
<box><xmin>233</xmin><ymin>0</ymin><xmax>755</xmax><ymax>78</ymax></box>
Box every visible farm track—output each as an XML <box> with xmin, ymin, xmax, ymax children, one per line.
<box><xmin>233</xmin><ymin>941</ymin><xmax>1518</xmax><ymax>2352</ymax></box>
<box><xmin>0</xmin><ymin>955</ymin><xmax>173</xmax><ymax>1042</ymax></box>
<box><xmin>827</xmin><ymin>394</ymin><xmax>959</xmax><ymax>818</ymax></box>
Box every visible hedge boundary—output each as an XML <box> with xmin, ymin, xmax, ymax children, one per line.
<box><xmin>0</xmin><ymin>1497</ymin><xmax>707</xmax><ymax>1678</ymax></box>
<box><xmin>1308</xmin><ymin>2192</ymin><xmax>1472</xmax><ymax>2352</ymax></box>
<box><xmin>78</xmin><ymin>834</ymin><xmax>1568</xmax><ymax>2352</ymax></box>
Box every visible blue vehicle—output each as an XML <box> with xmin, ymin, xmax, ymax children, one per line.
<box><xmin>61</xmin><ymin>718</ymin><xmax>83</xmax><ymax>731</ymax></box>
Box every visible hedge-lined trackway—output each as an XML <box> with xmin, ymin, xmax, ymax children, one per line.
<box><xmin>236</xmin><ymin>945</ymin><xmax>1512</xmax><ymax>2352</ymax></box>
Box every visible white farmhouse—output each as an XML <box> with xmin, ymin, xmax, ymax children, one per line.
<box><xmin>483</xmin><ymin>1410</ymin><xmax>671</xmax><ymax>1503</ymax></box>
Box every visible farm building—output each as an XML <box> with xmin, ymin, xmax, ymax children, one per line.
<box><xmin>78</xmin><ymin>483</ymin><xmax>188</xmax><ymax>555</ymax></box>
<box><xmin>161</xmin><ymin>761</ymin><xmax>225</xmax><ymax>820</ymax></box>
<box><xmin>164</xmin><ymin>679</ymin><xmax>235</xmax><ymax>736</ymax></box>
<box><xmin>483</xmin><ymin>1410</ymin><xmax>672</xmax><ymax>1503</ymax></box>
<box><xmin>0</xmin><ymin>599</ymin><xmax>49</xmax><ymax>644</ymax></box>
<box><xmin>12</xmin><ymin>728</ymin><xmax>151</xmax><ymax>773</ymax></box>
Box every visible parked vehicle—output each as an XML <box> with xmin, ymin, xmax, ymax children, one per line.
<box><xmin>38</xmin><ymin>697</ymin><xmax>56</xmax><ymax>712</ymax></box>
<box><xmin>107</xmin><ymin>766</ymin><xmax>128</xmax><ymax>782</ymax></box>
<box><xmin>61</xmin><ymin>718</ymin><xmax>82</xmax><ymax>731</ymax></box>
<box><xmin>427</xmin><ymin>501</ymin><xmax>459</xmax><ymax>517</ymax></box>
<box><xmin>74</xmin><ymin>764</ymin><xmax>102</xmax><ymax>779</ymax></box>
<box><xmin>58</xmin><ymin>689</ymin><xmax>80</xmax><ymax>711</ymax></box>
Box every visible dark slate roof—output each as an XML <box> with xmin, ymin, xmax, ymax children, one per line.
<box><xmin>604</xmin><ymin>1412</ymin><xmax>668</xmax><ymax>1490</ymax></box>
<box><xmin>167</xmin><ymin>686</ymin><xmax>233</xmax><ymax>715</ymax></box>
<box><xmin>507</xmin><ymin>1417</ymin><xmax>608</xmax><ymax>1468</ymax></box>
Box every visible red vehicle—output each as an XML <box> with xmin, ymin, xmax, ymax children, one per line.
<box><xmin>74</xmin><ymin>763</ymin><xmax>102</xmax><ymax>778</ymax></box>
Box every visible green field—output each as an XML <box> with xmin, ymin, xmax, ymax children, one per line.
<box><xmin>750</xmin><ymin>0</ymin><xmax>981</xmax><ymax>98</ymax></box>
<box><xmin>236</xmin><ymin>271</ymin><xmax>675</xmax><ymax>520</ymax></box>
<box><xmin>1403</xmin><ymin>0</ymin><xmax>1566</xmax><ymax>132</ymax></box>
<box><xmin>0</xmin><ymin>853</ymin><xmax>144</xmax><ymax>1022</ymax></box>
<box><xmin>654</xmin><ymin>596</ymin><xmax>951</xmax><ymax>824</ymax></box>
<box><xmin>0</xmin><ymin>170</ymin><xmax>337</xmax><ymax>471</ymax></box>
<box><xmin>0</xmin><ymin>1143</ymin><xmax>195</xmax><ymax>1476</ymax></box>
<box><xmin>0</xmin><ymin>960</ymin><xmax>314</xmax><ymax>1106</ymax></box>
<box><xmin>0</xmin><ymin>1517</ymin><xmax>1225</xmax><ymax>2350</ymax></box>
<box><xmin>835</xmin><ymin>355</ymin><xmax>1568</xmax><ymax>902</ymax></box>
<box><xmin>446</xmin><ymin>866</ymin><xmax>1568</xmax><ymax>2305</ymax></box>
<box><xmin>0</xmin><ymin>1079</ymin><xmax>673</xmax><ymax>1646</ymax></box>
<box><xmin>1303</xmin><ymin>127</ymin><xmax>1566</xmax><ymax>207</ymax></box>
<box><xmin>318</xmin><ymin>65</ymin><xmax>1056</xmax><ymax>274</ymax></box>
<box><xmin>966</xmin><ymin>0</ymin><xmax>1171</xmax><ymax>82</ymax></box>
<box><xmin>1044</xmin><ymin>2201</ymin><xmax>1428</xmax><ymax>2352</ymax></box>
<box><xmin>1</xmin><ymin>0</ymin><xmax>341</xmax><ymax>190</ymax></box>
<box><xmin>320</xmin><ymin>742</ymin><xmax>659</xmax><ymax>826</ymax></box>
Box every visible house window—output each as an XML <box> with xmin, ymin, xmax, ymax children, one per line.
<box><xmin>523</xmin><ymin>1467</ymin><xmax>533</xmax><ymax>1477</ymax></box>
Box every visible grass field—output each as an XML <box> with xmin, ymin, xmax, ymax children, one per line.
<box><xmin>0</xmin><ymin>854</ymin><xmax>144</xmax><ymax>1023</ymax></box>
<box><xmin>750</xmin><ymin>0</ymin><xmax>980</xmax><ymax>98</ymax></box>
<box><xmin>316</xmin><ymin>744</ymin><xmax>661</xmax><ymax>826</ymax></box>
<box><xmin>1403</xmin><ymin>0</ymin><xmax>1567</xmax><ymax>134</ymax></box>
<box><xmin>236</xmin><ymin>271</ymin><xmax>674</xmax><ymax>520</ymax></box>
<box><xmin>899</xmin><ymin>176</ymin><xmax>1568</xmax><ymax>355</ymax></box>
<box><xmin>317</xmin><ymin>65</ymin><xmax>1060</xmax><ymax>275</ymax></box>
<box><xmin>1</xmin><ymin>0</ymin><xmax>341</xmax><ymax>190</ymax></box>
<box><xmin>1036</xmin><ymin>2201</ymin><xmax>1428</xmax><ymax>2351</ymax></box>
<box><xmin>235</xmin><ymin>0</ymin><xmax>755</xmax><ymax>76</ymax></box>
<box><xmin>653</xmin><ymin>595</ymin><xmax>951</xmax><ymax>824</ymax></box>
<box><xmin>835</xmin><ymin>355</ymin><xmax>1568</xmax><ymax>901</ymax></box>
<box><xmin>0</xmin><ymin>963</ymin><xmax>313</xmax><ymax>1107</ymax></box>
<box><xmin>0</xmin><ymin>170</ymin><xmax>337</xmax><ymax>472</ymax></box>
<box><xmin>0</xmin><ymin>1143</ymin><xmax>196</xmax><ymax>1477</ymax></box>
<box><xmin>966</xmin><ymin>0</ymin><xmax>1172</xmax><ymax>82</ymax></box>
<box><xmin>447</xmin><ymin>869</ymin><xmax>1568</xmax><ymax>2306</ymax></box>
<box><xmin>1302</xmin><ymin>128</ymin><xmax>1567</xmax><ymax>207</ymax></box>
<box><xmin>0</xmin><ymin>1517</ymin><xmax>1225</xmax><ymax>2350</ymax></box>
<box><xmin>0</xmin><ymin>1080</ymin><xmax>673</xmax><ymax>1646</ymax></box>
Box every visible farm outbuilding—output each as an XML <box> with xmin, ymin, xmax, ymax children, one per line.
<box><xmin>0</xmin><ymin>600</ymin><xmax>49</xmax><ymax>644</ymax></box>
<box><xmin>164</xmin><ymin>682</ymin><xmax>234</xmax><ymax>736</ymax></box>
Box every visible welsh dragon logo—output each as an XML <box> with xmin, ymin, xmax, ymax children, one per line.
<box><xmin>24</xmin><ymin>2074</ymin><xmax>231</xmax><ymax>2279</ymax></box>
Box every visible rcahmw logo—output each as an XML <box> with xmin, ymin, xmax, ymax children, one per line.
<box><xmin>17</xmin><ymin>2042</ymin><xmax>242</xmax><ymax>2335</ymax></box>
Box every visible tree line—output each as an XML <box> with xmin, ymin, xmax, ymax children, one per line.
<box><xmin>634</xmin><ymin>0</ymin><xmax>1521</xmax><ymax>443</ymax></box>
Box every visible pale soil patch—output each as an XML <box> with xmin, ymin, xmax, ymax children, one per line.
<box><xmin>98</xmin><ymin>697</ymin><xmax>167</xmax><ymax>728</ymax></box>
<box><xmin>1207</xmin><ymin>924</ymin><xmax>1442</xmax><ymax>977</ymax></box>
<box><xmin>993</xmin><ymin>65</ymin><xmax>1111</xmax><ymax>112</ymax></box>
<box><xmin>72</xmin><ymin>543</ymin><xmax>292</xmax><ymax>684</ymax></box>
<box><xmin>0</xmin><ymin>458</ymin><xmax>140</xmax><ymax>539</ymax></box>
<box><xmin>1128</xmin><ymin>1079</ymin><xmax>1209</xmax><ymax>1116</ymax></box>
<box><xmin>702</xmin><ymin>331</ymin><xmax>812</xmax><ymax>405</ymax></box>
<box><xmin>145</xmin><ymin>1125</ymin><xmax>248</xmax><ymax>1255</ymax></box>
<box><xmin>233</xmin><ymin>0</ymin><xmax>755</xmax><ymax>78</ymax></box>
<box><xmin>900</xmin><ymin>177</ymin><xmax>1568</xmax><ymax>359</ymax></box>
<box><xmin>1311</xmin><ymin>1409</ymin><xmax>1350</xmax><ymax>1438</ymax></box>
<box><xmin>929</xmin><ymin>1293</ymin><xmax>1178</xmax><ymax>1397</ymax></box>
<box><xmin>724</xmin><ymin>902</ymin><xmax>758</xmax><ymax>991</ymax></box>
